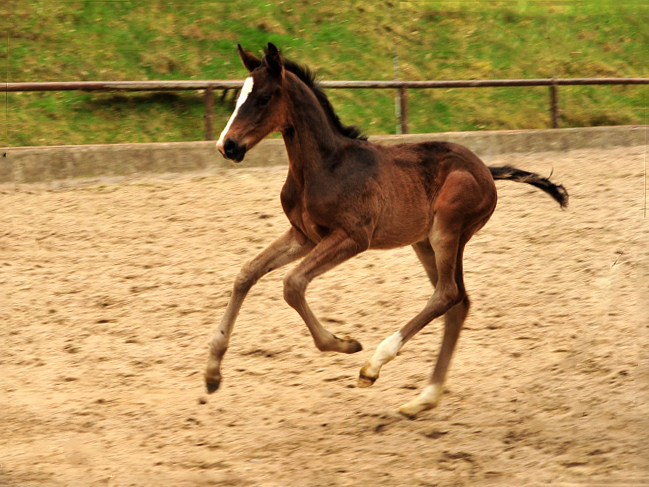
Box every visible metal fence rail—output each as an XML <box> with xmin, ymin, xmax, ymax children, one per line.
<box><xmin>6</xmin><ymin>78</ymin><xmax>649</xmax><ymax>138</ymax></box>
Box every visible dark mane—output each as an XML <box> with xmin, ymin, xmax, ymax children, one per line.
<box><xmin>280</xmin><ymin>57</ymin><xmax>368</xmax><ymax>141</ymax></box>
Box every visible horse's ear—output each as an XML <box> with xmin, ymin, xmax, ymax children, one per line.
<box><xmin>264</xmin><ymin>42</ymin><xmax>283</xmax><ymax>79</ymax></box>
<box><xmin>237</xmin><ymin>44</ymin><xmax>262</xmax><ymax>72</ymax></box>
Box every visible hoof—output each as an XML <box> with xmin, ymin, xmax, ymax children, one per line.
<box><xmin>397</xmin><ymin>405</ymin><xmax>418</xmax><ymax>419</ymax></box>
<box><xmin>357</xmin><ymin>373</ymin><xmax>376</xmax><ymax>388</ymax></box>
<box><xmin>344</xmin><ymin>338</ymin><xmax>363</xmax><ymax>354</ymax></box>
<box><xmin>204</xmin><ymin>372</ymin><xmax>221</xmax><ymax>394</ymax></box>
<box><xmin>398</xmin><ymin>384</ymin><xmax>442</xmax><ymax>418</ymax></box>
<box><xmin>205</xmin><ymin>381</ymin><xmax>220</xmax><ymax>394</ymax></box>
<box><xmin>325</xmin><ymin>336</ymin><xmax>363</xmax><ymax>354</ymax></box>
<box><xmin>398</xmin><ymin>401</ymin><xmax>433</xmax><ymax>419</ymax></box>
<box><xmin>357</xmin><ymin>362</ymin><xmax>378</xmax><ymax>388</ymax></box>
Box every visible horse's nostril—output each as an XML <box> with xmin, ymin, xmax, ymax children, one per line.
<box><xmin>224</xmin><ymin>139</ymin><xmax>236</xmax><ymax>156</ymax></box>
<box><xmin>221</xmin><ymin>138</ymin><xmax>246</xmax><ymax>162</ymax></box>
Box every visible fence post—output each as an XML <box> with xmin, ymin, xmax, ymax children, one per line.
<box><xmin>204</xmin><ymin>86</ymin><xmax>214</xmax><ymax>140</ymax></box>
<box><xmin>550</xmin><ymin>81</ymin><xmax>559</xmax><ymax>129</ymax></box>
<box><xmin>400</xmin><ymin>86</ymin><xmax>409</xmax><ymax>134</ymax></box>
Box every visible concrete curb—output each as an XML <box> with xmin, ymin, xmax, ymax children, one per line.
<box><xmin>2</xmin><ymin>125</ymin><xmax>646</xmax><ymax>184</ymax></box>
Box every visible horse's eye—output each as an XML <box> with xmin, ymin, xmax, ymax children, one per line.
<box><xmin>257</xmin><ymin>95</ymin><xmax>271</xmax><ymax>106</ymax></box>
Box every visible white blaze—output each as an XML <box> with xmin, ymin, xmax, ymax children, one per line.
<box><xmin>217</xmin><ymin>76</ymin><xmax>255</xmax><ymax>148</ymax></box>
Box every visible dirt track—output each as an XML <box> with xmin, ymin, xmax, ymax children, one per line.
<box><xmin>1</xmin><ymin>146</ymin><xmax>648</xmax><ymax>486</ymax></box>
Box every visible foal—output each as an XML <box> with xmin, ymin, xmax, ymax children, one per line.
<box><xmin>205</xmin><ymin>44</ymin><xmax>568</xmax><ymax>418</ymax></box>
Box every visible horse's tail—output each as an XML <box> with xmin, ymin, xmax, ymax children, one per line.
<box><xmin>489</xmin><ymin>165</ymin><xmax>568</xmax><ymax>209</ymax></box>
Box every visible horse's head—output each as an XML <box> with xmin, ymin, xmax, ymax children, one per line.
<box><xmin>216</xmin><ymin>43</ymin><xmax>287</xmax><ymax>162</ymax></box>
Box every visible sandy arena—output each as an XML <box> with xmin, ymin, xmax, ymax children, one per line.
<box><xmin>1</xmin><ymin>146</ymin><xmax>648</xmax><ymax>486</ymax></box>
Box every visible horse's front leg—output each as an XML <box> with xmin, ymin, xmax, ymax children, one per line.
<box><xmin>205</xmin><ymin>228</ymin><xmax>313</xmax><ymax>393</ymax></box>
<box><xmin>283</xmin><ymin>228</ymin><xmax>365</xmax><ymax>354</ymax></box>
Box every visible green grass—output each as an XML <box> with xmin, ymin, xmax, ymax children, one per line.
<box><xmin>1</xmin><ymin>0</ymin><xmax>647</xmax><ymax>146</ymax></box>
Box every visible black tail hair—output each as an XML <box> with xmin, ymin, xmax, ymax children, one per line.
<box><xmin>489</xmin><ymin>165</ymin><xmax>569</xmax><ymax>209</ymax></box>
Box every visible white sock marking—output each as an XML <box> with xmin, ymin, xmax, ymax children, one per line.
<box><xmin>398</xmin><ymin>383</ymin><xmax>443</xmax><ymax>417</ymax></box>
<box><xmin>217</xmin><ymin>76</ymin><xmax>255</xmax><ymax>148</ymax></box>
<box><xmin>358</xmin><ymin>331</ymin><xmax>403</xmax><ymax>384</ymax></box>
<box><xmin>372</xmin><ymin>332</ymin><xmax>402</xmax><ymax>367</ymax></box>
<box><xmin>416</xmin><ymin>384</ymin><xmax>443</xmax><ymax>405</ymax></box>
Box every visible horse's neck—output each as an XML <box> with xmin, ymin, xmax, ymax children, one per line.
<box><xmin>281</xmin><ymin>80</ymin><xmax>341</xmax><ymax>180</ymax></box>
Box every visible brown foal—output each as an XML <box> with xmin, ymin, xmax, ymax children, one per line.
<box><xmin>205</xmin><ymin>43</ymin><xmax>568</xmax><ymax>418</ymax></box>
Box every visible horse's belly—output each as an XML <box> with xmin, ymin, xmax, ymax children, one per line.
<box><xmin>369</xmin><ymin>211</ymin><xmax>430</xmax><ymax>250</ymax></box>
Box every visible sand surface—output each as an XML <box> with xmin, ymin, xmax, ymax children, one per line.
<box><xmin>1</xmin><ymin>146</ymin><xmax>648</xmax><ymax>486</ymax></box>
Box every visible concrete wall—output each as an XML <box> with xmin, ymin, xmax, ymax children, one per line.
<box><xmin>1</xmin><ymin>125</ymin><xmax>646</xmax><ymax>184</ymax></box>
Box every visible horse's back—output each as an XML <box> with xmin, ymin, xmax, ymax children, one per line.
<box><xmin>378</xmin><ymin>140</ymin><xmax>487</xmax><ymax>171</ymax></box>
<box><xmin>373</xmin><ymin>140</ymin><xmax>494</xmax><ymax>195</ymax></box>
<box><xmin>368</xmin><ymin>140</ymin><xmax>497</xmax><ymax>245</ymax></box>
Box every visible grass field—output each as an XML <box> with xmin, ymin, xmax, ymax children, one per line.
<box><xmin>1</xmin><ymin>0</ymin><xmax>647</xmax><ymax>146</ymax></box>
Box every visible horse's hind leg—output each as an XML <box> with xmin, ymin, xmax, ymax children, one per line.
<box><xmin>412</xmin><ymin>238</ymin><xmax>439</xmax><ymax>287</ymax></box>
<box><xmin>283</xmin><ymin>228</ymin><xmax>365</xmax><ymax>354</ymax></box>
<box><xmin>205</xmin><ymin>228</ymin><xmax>313</xmax><ymax>393</ymax></box>
<box><xmin>358</xmin><ymin>230</ymin><xmax>466</xmax><ymax>390</ymax></box>
<box><xmin>357</xmin><ymin>239</ymin><xmax>438</xmax><ymax>387</ymax></box>
<box><xmin>396</xmin><ymin>239</ymin><xmax>470</xmax><ymax>417</ymax></box>
<box><xmin>395</xmin><ymin>235</ymin><xmax>470</xmax><ymax>417</ymax></box>
<box><xmin>398</xmin><ymin>293</ymin><xmax>470</xmax><ymax>417</ymax></box>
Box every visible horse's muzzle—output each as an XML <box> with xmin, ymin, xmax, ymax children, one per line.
<box><xmin>219</xmin><ymin>138</ymin><xmax>247</xmax><ymax>163</ymax></box>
